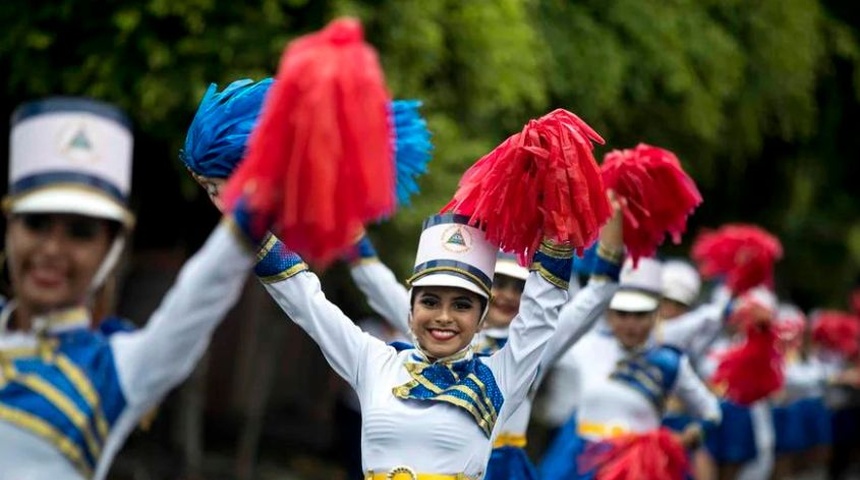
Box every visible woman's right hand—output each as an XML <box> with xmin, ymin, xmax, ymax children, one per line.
<box><xmin>598</xmin><ymin>188</ymin><xmax>625</xmax><ymax>258</ymax></box>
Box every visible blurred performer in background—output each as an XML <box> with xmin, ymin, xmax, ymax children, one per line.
<box><xmin>809</xmin><ymin>304</ymin><xmax>860</xmax><ymax>480</ymax></box>
<box><xmin>655</xmin><ymin>258</ymin><xmax>732</xmax><ymax>480</ymax></box>
<box><xmin>539</xmin><ymin>258</ymin><xmax>721</xmax><ymax>480</ymax></box>
<box><xmin>0</xmin><ymin>97</ymin><xmax>269</xmax><ymax>479</ymax></box>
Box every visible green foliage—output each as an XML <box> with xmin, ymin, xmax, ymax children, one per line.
<box><xmin>0</xmin><ymin>0</ymin><xmax>858</xmax><ymax>309</ymax></box>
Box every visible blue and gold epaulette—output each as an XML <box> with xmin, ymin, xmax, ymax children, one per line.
<box><xmin>0</xmin><ymin>328</ymin><xmax>126</xmax><ymax>477</ymax></box>
<box><xmin>609</xmin><ymin>345</ymin><xmax>683</xmax><ymax>412</ymax></box>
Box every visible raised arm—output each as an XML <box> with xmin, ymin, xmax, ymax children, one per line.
<box><xmin>657</xmin><ymin>292</ymin><xmax>732</xmax><ymax>357</ymax></box>
<box><xmin>110</xmin><ymin>218</ymin><xmax>255</xmax><ymax>406</ymax></box>
<box><xmin>673</xmin><ymin>355</ymin><xmax>722</xmax><ymax>423</ymax></box>
<box><xmin>536</xmin><ymin>192</ymin><xmax>625</xmax><ymax>378</ymax></box>
<box><xmin>345</xmin><ymin>235</ymin><xmax>411</xmax><ymax>337</ymax></box>
<box><xmin>260</xmin><ymin>237</ymin><xmax>392</xmax><ymax>388</ymax></box>
<box><xmin>485</xmin><ymin>242</ymin><xmax>571</xmax><ymax>417</ymax></box>
<box><xmin>537</xmin><ymin>268</ymin><xmax>620</xmax><ymax>383</ymax></box>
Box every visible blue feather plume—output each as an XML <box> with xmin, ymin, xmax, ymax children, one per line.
<box><xmin>391</xmin><ymin>99</ymin><xmax>433</xmax><ymax>207</ymax></box>
<box><xmin>180</xmin><ymin>78</ymin><xmax>273</xmax><ymax>178</ymax></box>
<box><xmin>181</xmin><ymin>80</ymin><xmax>434</xmax><ymax>206</ymax></box>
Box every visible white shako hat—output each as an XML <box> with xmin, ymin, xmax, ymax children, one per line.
<box><xmin>495</xmin><ymin>251</ymin><xmax>529</xmax><ymax>281</ymax></box>
<box><xmin>5</xmin><ymin>97</ymin><xmax>134</xmax><ymax>227</ymax></box>
<box><xmin>407</xmin><ymin>213</ymin><xmax>498</xmax><ymax>299</ymax></box>
<box><xmin>609</xmin><ymin>256</ymin><xmax>663</xmax><ymax>312</ymax></box>
<box><xmin>661</xmin><ymin>258</ymin><xmax>702</xmax><ymax>306</ymax></box>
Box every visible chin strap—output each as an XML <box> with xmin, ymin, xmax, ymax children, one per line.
<box><xmin>89</xmin><ymin>235</ymin><xmax>126</xmax><ymax>296</ymax></box>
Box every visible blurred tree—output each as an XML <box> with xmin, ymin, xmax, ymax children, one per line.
<box><xmin>0</xmin><ymin>0</ymin><xmax>857</xmax><ymax>309</ymax></box>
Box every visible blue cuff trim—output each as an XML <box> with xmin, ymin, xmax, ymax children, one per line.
<box><xmin>531</xmin><ymin>247</ymin><xmax>573</xmax><ymax>290</ymax></box>
<box><xmin>255</xmin><ymin>235</ymin><xmax>307</xmax><ymax>282</ymax></box>
<box><xmin>592</xmin><ymin>255</ymin><xmax>622</xmax><ymax>282</ymax></box>
<box><xmin>231</xmin><ymin>196</ymin><xmax>265</xmax><ymax>244</ymax></box>
<box><xmin>343</xmin><ymin>235</ymin><xmax>378</xmax><ymax>264</ymax></box>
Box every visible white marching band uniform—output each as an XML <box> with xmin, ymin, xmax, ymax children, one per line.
<box><xmin>260</xmin><ymin>215</ymin><xmax>574</xmax><ymax>479</ymax></box>
<box><xmin>494</xmin><ymin>277</ymin><xmax>617</xmax><ymax>434</ymax></box>
<box><xmin>348</xmin><ymin>235</ymin><xmax>621</xmax><ymax>479</ymax></box>
<box><xmin>538</xmin><ymin>257</ymin><xmax>721</xmax><ymax>480</ymax></box>
<box><xmin>696</xmin><ymin>286</ymin><xmax>781</xmax><ymax>480</ymax></box>
<box><xmin>0</xmin><ymin>99</ymin><xmax>256</xmax><ymax>479</ymax></box>
<box><xmin>572</xmin><ymin>333</ymin><xmax>720</xmax><ymax>441</ymax></box>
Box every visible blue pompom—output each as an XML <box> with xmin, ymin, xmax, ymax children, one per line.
<box><xmin>182</xmin><ymin>81</ymin><xmax>433</xmax><ymax>208</ymax></box>
<box><xmin>180</xmin><ymin>78</ymin><xmax>273</xmax><ymax>179</ymax></box>
<box><xmin>392</xmin><ymin>99</ymin><xmax>433</xmax><ymax>207</ymax></box>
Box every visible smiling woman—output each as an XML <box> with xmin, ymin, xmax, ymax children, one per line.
<box><xmin>0</xmin><ymin>97</ymin><xmax>273</xmax><ymax>480</ymax></box>
<box><xmin>262</xmin><ymin>211</ymin><xmax>575</xmax><ymax>479</ymax></box>
<box><xmin>177</xmin><ymin>57</ymin><xmax>608</xmax><ymax>476</ymax></box>
<box><xmin>4</xmin><ymin>213</ymin><xmax>117</xmax><ymax>322</ymax></box>
<box><xmin>410</xmin><ymin>286</ymin><xmax>483</xmax><ymax>360</ymax></box>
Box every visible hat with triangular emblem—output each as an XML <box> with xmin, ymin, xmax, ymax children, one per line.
<box><xmin>4</xmin><ymin>97</ymin><xmax>134</xmax><ymax>227</ymax></box>
<box><xmin>407</xmin><ymin>213</ymin><xmax>497</xmax><ymax>299</ymax></box>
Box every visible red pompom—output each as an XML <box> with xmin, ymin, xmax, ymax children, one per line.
<box><xmin>690</xmin><ymin>224</ymin><xmax>783</xmax><ymax>295</ymax></box>
<box><xmin>600</xmin><ymin>143</ymin><xmax>702</xmax><ymax>266</ymax></box>
<box><xmin>441</xmin><ymin>109</ymin><xmax>609</xmax><ymax>265</ymax></box>
<box><xmin>811</xmin><ymin>310</ymin><xmax>860</xmax><ymax>358</ymax></box>
<box><xmin>222</xmin><ymin>17</ymin><xmax>394</xmax><ymax>268</ymax></box>
<box><xmin>712</xmin><ymin>323</ymin><xmax>784</xmax><ymax>405</ymax></box>
<box><xmin>579</xmin><ymin>428</ymin><xmax>690</xmax><ymax>480</ymax></box>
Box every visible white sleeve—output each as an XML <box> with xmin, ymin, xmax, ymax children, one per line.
<box><xmin>262</xmin><ymin>270</ymin><xmax>392</xmax><ymax>389</ymax></box>
<box><xmin>658</xmin><ymin>300</ymin><xmax>727</xmax><ymax>353</ymax></box>
<box><xmin>672</xmin><ymin>355</ymin><xmax>722</xmax><ymax>424</ymax></box>
<box><xmin>349</xmin><ymin>260</ymin><xmax>411</xmax><ymax>337</ymax></box>
<box><xmin>535</xmin><ymin>277</ymin><xmax>617</xmax><ymax>385</ymax></box>
<box><xmin>484</xmin><ymin>272</ymin><xmax>566</xmax><ymax>420</ymax></box>
<box><xmin>111</xmin><ymin>221</ymin><xmax>255</xmax><ymax>406</ymax></box>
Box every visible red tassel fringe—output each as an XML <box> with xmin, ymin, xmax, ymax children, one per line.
<box><xmin>222</xmin><ymin>18</ymin><xmax>394</xmax><ymax>268</ymax></box>
<box><xmin>811</xmin><ymin>310</ymin><xmax>860</xmax><ymax>358</ymax></box>
<box><xmin>690</xmin><ymin>224</ymin><xmax>783</xmax><ymax>295</ymax></box>
<box><xmin>713</xmin><ymin>322</ymin><xmax>784</xmax><ymax>405</ymax></box>
<box><xmin>579</xmin><ymin>428</ymin><xmax>690</xmax><ymax>480</ymax></box>
<box><xmin>441</xmin><ymin>109</ymin><xmax>609</xmax><ymax>264</ymax></box>
<box><xmin>600</xmin><ymin>143</ymin><xmax>702</xmax><ymax>267</ymax></box>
